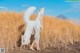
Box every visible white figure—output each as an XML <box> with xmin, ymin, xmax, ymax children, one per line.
<box><xmin>21</xmin><ymin>6</ymin><xmax>36</xmax><ymax>46</ymax></box>
<box><xmin>21</xmin><ymin>7</ymin><xmax>44</xmax><ymax>50</ymax></box>
<box><xmin>30</xmin><ymin>8</ymin><xmax>44</xmax><ymax>50</ymax></box>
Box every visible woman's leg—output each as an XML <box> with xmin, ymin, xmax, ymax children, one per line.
<box><xmin>35</xmin><ymin>28</ymin><xmax>40</xmax><ymax>50</ymax></box>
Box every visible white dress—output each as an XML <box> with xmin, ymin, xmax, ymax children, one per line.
<box><xmin>21</xmin><ymin>7</ymin><xmax>36</xmax><ymax>45</ymax></box>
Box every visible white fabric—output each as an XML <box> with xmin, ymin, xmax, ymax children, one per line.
<box><xmin>22</xmin><ymin>21</ymin><xmax>35</xmax><ymax>45</ymax></box>
<box><xmin>21</xmin><ymin>7</ymin><xmax>44</xmax><ymax>47</ymax></box>
<box><xmin>34</xmin><ymin>8</ymin><xmax>44</xmax><ymax>44</ymax></box>
<box><xmin>21</xmin><ymin>6</ymin><xmax>36</xmax><ymax>45</ymax></box>
<box><xmin>23</xmin><ymin>7</ymin><xmax>36</xmax><ymax>23</ymax></box>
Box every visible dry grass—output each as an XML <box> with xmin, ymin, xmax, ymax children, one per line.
<box><xmin>0</xmin><ymin>11</ymin><xmax>80</xmax><ymax>51</ymax></box>
<box><xmin>0</xmin><ymin>11</ymin><xmax>25</xmax><ymax>51</ymax></box>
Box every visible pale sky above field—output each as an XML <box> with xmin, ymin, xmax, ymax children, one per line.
<box><xmin>0</xmin><ymin>0</ymin><xmax>80</xmax><ymax>19</ymax></box>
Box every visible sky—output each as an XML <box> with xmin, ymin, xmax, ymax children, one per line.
<box><xmin>0</xmin><ymin>0</ymin><xmax>80</xmax><ymax>19</ymax></box>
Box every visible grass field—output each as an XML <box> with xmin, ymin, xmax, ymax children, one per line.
<box><xmin>0</xmin><ymin>11</ymin><xmax>80</xmax><ymax>53</ymax></box>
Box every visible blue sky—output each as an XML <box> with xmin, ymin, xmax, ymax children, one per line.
<box><xmin>0</xmin><ymin>0</ymin><xmax>80</xmax><ymax>19</ymax></box>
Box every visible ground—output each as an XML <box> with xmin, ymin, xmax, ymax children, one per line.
<box><xmin>8</xmin><ymin>42</ymin><xmax>80</xmax><ymax>53</ymax></box>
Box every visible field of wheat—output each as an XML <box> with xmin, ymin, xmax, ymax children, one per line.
<box><xmin>0</xmin><ymin>11</ymin><xmax>80</xmax><ymax>52</ymax></box>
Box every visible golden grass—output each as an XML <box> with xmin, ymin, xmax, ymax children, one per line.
<box><xmin>0</xmin><ymin>11</ymin><xmax>80</xmax><ymax>50</ymax></box>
